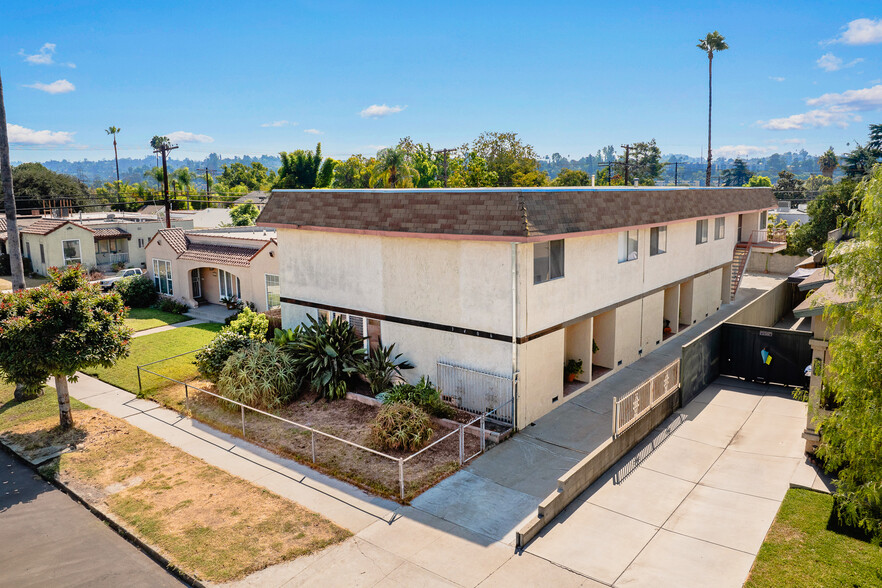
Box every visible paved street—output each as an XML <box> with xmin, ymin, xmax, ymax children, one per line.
<box><xmin>0</xmin><ymin>449</ymin><xmax>182</xmax><ymax>588</ymax></box>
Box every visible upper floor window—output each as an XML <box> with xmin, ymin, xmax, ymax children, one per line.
<box><xmin>534</xmin><ymin>240</ymin><xmax>564</xmax><ymax>284</ymax></box>
<box><xmin>650</xmin><ymin>226</ymin><xmax>667</xmax><ymax>256</ymax></box>
<box><xmin>618</xmin><ymin>230</ymin><xmax>639</xmax><ymax>262</ymax></box>
<box><xmin>715</xmin><ymin>217</ymin><xmax>726</xmax><ymax>240</ymax></box>
<box><xmin>696</xmin><ymin>219</ymin><xmax>709</xmax><ymax>244</ymax></box>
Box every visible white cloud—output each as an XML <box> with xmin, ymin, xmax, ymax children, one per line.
<box><xmin>758</xmin><ymin>83</ymin><xmax>882</xmax><ymax>130</ymax></box>
<box><xmin>816</xmin><ymin>53</ymin><xmax>864</xmax><ymax>72</ymax></box>
<box><xmin>165</xmin><ymin>131</ymin><xmax>214</xmax><ymax>143</ymax></box>
<box><xmin>303</xmin><ymin>128</ymin><xmax>323</xmax><ymax>135</ymax></box>
<box><xmin>769</xmin><ymin>76</ymin><xmax>786</xmax><ymax>82</ymax></box>
<box><xmin>261</xmin><ymin>120</ymin><xmax>296</xmax><ymax>127</ymax></box>
<box><xmin>359</xmin><ymin>104</ymin><xmax>407</xmax><ymax>118</ymax></box>
<box><xmin>6</xmin><ymin>123</ymin><xmax>75</xmax><ymax>145</ymax></box>
<box><xmin>716</xmin><ymin>145</ymin><xmax>773</xmax><ymax>158</ymax></box>
<box><xmin>24</xmin><ymin>79</ymin><xmax>75</xmax><ymax>94</ymax></box>
<box><xmin>18</xmin><ymin>43</ymin><xmax>75</xmax><ymax>67</ymax></box>
<box><xmin>833</xmin><ymin>18</ymin><xmax>882</xmax><ymax>45</ymax></box>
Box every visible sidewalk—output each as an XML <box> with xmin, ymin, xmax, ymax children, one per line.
<box><xmin>132</xmin><ymin>318</ymin><xmax>206</xmax><ymax>338</ymax></box>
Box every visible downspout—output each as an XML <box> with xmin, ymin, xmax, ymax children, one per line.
<box><xmin>511</xmin><ymin>242</ymin><xmax>520</xmax><ymax>431</ymax></box>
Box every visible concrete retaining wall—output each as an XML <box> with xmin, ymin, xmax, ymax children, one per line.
<box><xmin>515</xmin><ymin>392</ymin><xmax>678</xmax><ymax>548</ymax></box>
<box><xmin>726</xmin><ymin>280</ymin><xmax>793</xmax><ymax>327</ymax></box>
<box><xmin>747</xmin><ymin>252</ymin><xmax>802</xmax><ymax>275</ymax></box>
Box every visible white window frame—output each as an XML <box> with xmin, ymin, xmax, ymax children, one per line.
<box><xmin>650</xmin><ymin>226</ymin><xmax>667</xmax><ymax>256</ymax></box>
<box><xmin>265</xmin><ymin>273</ymin><xmax>280</xmax><ymax>309</ymax></box>
<box><xmin>328</xmin><ymin>311</ymin><xmax>369</xmax><ymax>350</ymax></box>
<box><xmin>618</xmin><ymin>230</ymin><xmax>639</xmax><ymax>263</ymax></box>
<box><xmin>39</xmin><ymin>243</ymin><xmax>45</xmax><ymax>264</ymax></box>
<box><xmin>696</xmin><ymin>219</ymin><xmax>709</xmax><ymax>245</ymax></box>
<box><xmin>714</xmin><ymin>217</ymin><xmax>726</xmax><ymax>240</ymax></box>
<box><xmin>533</xmin><ymin>240</ymin><xmax>565</xmax><ymax>284</ymax></box>
<box><xmin>152</xmin><ymin>259</ymin><xmax>173</xmax><ymax>295</ymax></box>
<box><xmin>62</xmin><ymin>239</ymin><xmax>82</xmax><ymax>266</ymax></box>
<box><xmin>218</xmin><ymin>269</ymin><xmax>241</xmax><ymax>300</ymax></box>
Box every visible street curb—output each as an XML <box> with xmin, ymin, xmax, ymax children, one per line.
<box><xmin>0</xmin><ymin>440</ymin><xmax>205</xmax><ymax>588</ymax></box>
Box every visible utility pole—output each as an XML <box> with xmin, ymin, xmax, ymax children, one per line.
<box><xmin>435</xmin><ymin>148</ymin><xmax>457</xmax><ymax>187</ymax></box>
<box><xmin>598</xmin><ymin>162</ymin><xmax>615</xmax><ymax>185</ymax></box>
<box><xmin>0</xmin><ymin>69</ymin><xmax>25</xmax><ymax>291</ymax></box>
<box><xmin>197</xmin><ymin>167</ymin><xmax>216</xmax><ymax>207</ymax></box>
<box><xmin>620</xmin><ymin>144</ymin><xmax>633</xmax><ymax>186</ymax></box>
<box><xmin>153</xmin><ymin>140</ymin><xmax>179</xmax><ymax>228</ymax></box>
<box><xmin>663</xmin><ymin>161</ymin><xmax>681</xmax><ymax>186</ymax></box>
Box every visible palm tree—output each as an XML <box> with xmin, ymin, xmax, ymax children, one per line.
<box><xmin>105</xmin><ymin>126</ymin><xmax>121</xmax><ymax>185</ymax></box>
<box><xmin>697</xmin><ymin>31</ymin><xmax>729</xmax><ymax>187</ymax></box>
<box><xmin>371</xmin><ymin>147</ymin><xmax>420</xmax><ymax>188</ymax></box>
<box><xmin>818</xmin><ymin>147</ymin><xmax>838</xmax><ymax>178</ymax></box>
<box><xmin>0</xmin><ymin>70</ymin><xmax>25</xmax><ymax>293</ymax></box>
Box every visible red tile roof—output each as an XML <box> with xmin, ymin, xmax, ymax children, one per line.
<box><xmin>178</xmin><ymin>243</ymin><xmax>261</xmax><ymax>267</ymax></box>
<box><xmin>155</xmin><ymin>228</ymin><xmax>188</xmax><ymax>254</ymax></box>
<box><xmin>257</xmin><ymin>187</ymin><xmax>777</xmax><ymax>240</ymax></box>
<box><xmin>21</xmin><ymin>218</ymin><xmax>94</xmax><ymax>236</ymax></box>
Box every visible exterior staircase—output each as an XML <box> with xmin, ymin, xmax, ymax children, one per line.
<box><xmin>730</xmin><ymin>242</ymin><xmax>751</xmax><ymax>299</ymax></box>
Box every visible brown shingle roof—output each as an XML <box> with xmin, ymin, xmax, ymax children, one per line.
<box><xmin>21</xmin><ymin>218</ymin><xmax>94</xmax><ymax>236</ymax></box>
<box><xmin>257</xmin><ymin>187</ymin><xmax>777</xmax><ymax>240</ymax></box>
<box><xmin>93</xmin><ymin>227</ymin><xmax>132</xmax><ymax>240</ymax></box>
<box><xmin>178</xmin><ymin>243</ymin><xmax>261</xmax><ymax>267</ymax></box>
<box><xmin>794</xmin><ymin>280</ymin><xmax>856</xmax><ymax>318</ymax></box>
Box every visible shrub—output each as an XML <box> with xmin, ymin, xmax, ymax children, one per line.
<box><xmin>154</xmin><ymin>297</ymin><xmax>189</xmax><ymax>314</ymax></box>
<box><xmin>227</xmin><ymin>307</ymin><xmax>269</xmax><ymax>341</ymax></box>
<box><xmin>194</xmin><ymin>329</ymin><xmax>251</xmax><ymax>381</ymax></box>
<box><xmin>358</xmin><ymin>343</ymin><xmax>414</xmax><ymax>396</ymax></box>
<box><xmin>217</xmin><ymin>342</ymin><xmax>300</xmax><ymax>410</ymax></box>
<box><xmin>377</xmin><ymin>376</ymin><xmax>455</xmax><ymax>419</ymax></box>
<box><xmin>115</xmin><ymin>274</ymin><xmax>157</xmax><ymax>308</ymax></box>
<box><xmin>273</xmin><ymin>326</ymin><xmax>301</xmax><ymax>346</ymax></box>
<box><xmin>288</xmin><ymin>315</ymin><xmax>366</xmax><ymax>400</ymax></box>
<box><xmin>371</xmin><ymin>403</ymin><xmax>434</xmax><ymax>452</ymax></box>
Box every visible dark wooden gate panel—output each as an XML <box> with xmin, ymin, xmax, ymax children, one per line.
<box><xmin>719</xmin><ymin>324</ymin><xmax>812</xmax><ymax>386</ymax></box>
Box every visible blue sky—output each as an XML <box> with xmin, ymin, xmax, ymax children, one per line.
<box><xmin>2</xmin><ymin>1</ymin><xmax>881</xmax><ymax>163</ymax></box>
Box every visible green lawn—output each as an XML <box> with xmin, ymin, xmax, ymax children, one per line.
<box><xmin>746</xmin><ymin>488</ymin><xmax>882</xmax><ymax>587</ymax></box>
<box><xmin>0</xmin><ymin>383</ymin><xmax>89</xmax><ymax>431</ymax></box>
<box><xmin>84</xmin><ymin>323</ymin><xmax>223</xmax><ymax>396</ymax></box>
<box><xmin>125</xmin><ymin>307</ymin><xmax>190</xmax><ymax>332</ymax></box>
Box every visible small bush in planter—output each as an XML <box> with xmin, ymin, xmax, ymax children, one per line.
<box><xmin>564</xmin><ymin>358</ymin><xmax>584</xmax><ymax>382</ymax></box>
<box><xmin>152</xmin><ymin>297</ymin><xmax>189</xmax><ymax>314</ymax></box>
<box><xmin>217</xmin><ymin>342</ymin><xmax>300</xmax><ymax>410</ymax></box>
<box><xmin>371</xmin><ymin>402</ymin><xmax>434</xmax><ymax>452</ymax></box>
<box><xmin>227</xmin><ymin>307</ymin><xmax>269</xmax><ymax>341</ymax></box>
<box><xmin>358</xmin><ymin>343</ymin><xmax>415</xmax><ymax>396</ymax></box>
<box><xmin>377</xmin><ymin>376</ymin><xmax>455</xmax><ymax>419</ymax></box>
<box><xmin>115</xmin><ymin>275</ymin><xmax>158</xmax><ymax>308</ymax></box>
<box><xmin>194</xmin><ymin>329</ymin><xmax>251</xmax><ymax>381</ymax></box>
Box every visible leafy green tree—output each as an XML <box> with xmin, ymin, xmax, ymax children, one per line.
<box><xmin>446</xmin><ymin>154</ymin><xmax>498</xmax><ymax>187</ymax></box>
<box><xmin>722</xmin><ymin>158</ymin><xmax>753</xmax><ymax>186</ymax></box>
<box><xmin>745</xmin><ymin>175</ymin><xmax>772</xmax><ymax>187</ymax></box>
<box><xmin>697</xmin><ymin>31</ymin><xmax>729</xmax><ymax>186</ymax></box>
<box><xmin>229</xmin><ymin>201</ymin><xmax>260</xmax><ymax>226</ymax></box>
<box><xmin>787</xmin><ymin>180</ymin><xmax>858</xmax><ymax>254</ymax></box>
<box><xmin>6</xmin><ymin>163</ymin><xmax>90</xmax><ymax>212</ymax></box>
<box><xmin>371</xmin><ymin>147</ymin><xmax>420</xmax><ymax>188</ymax></box>
<box><xmin>333</xmin><ymin>155</ymin><xmax>375</xmax><ymax>188</ymax></box>
<box><xmin>552</xmin><ymin>168</ymin><xmax>591</xmax><ymax>186</ymax></box>
<box><xmin>0</xmin><ymin>266</ymin><xmax>131</xmax><ymax>428</ymax></box>
<box><xmin>397</xmin><ymin>138</ymin><xmax>441</xmax><ymax>188</ymax></box>
<box><xmin>216</xmin><ymin>162</ymin><xmax>276</xmax><ymax>192</ymax></box>
<box><xmin>623</xmin><ymin>140</ymin><xmax>663</xmax><ymax>185</ymax></box>
<box><xmin>774</xmin><ymin>170</ymin><xmax>805</xmax><ymax>199</ymax></box>
<box><xmin>470</xmin><ymin>131</ymin><xmax>547</xmax><ymax>187</ymax></box>
<box><xmin>841</xmin><ymin>142</ymin><xmax>879</xmax><ymax>180</ymax></box>
<box><xmin>818</xmin><ymin>147</ymin><xmax>838</xmax><ymax>178</ymax></box>
<box><xmin>804</xmin><ymin>174</ymin><xmax>834</xmax><ymax>192</ymax></box>
<box><xmin>274</xmin><ymin>143</ymin><xmax>336</xmax><ymax>189</ymax></box>
<box><xmin>868</xmin><ymin>123</ymin><xmax>882</xmax><ymax>154</ymax></box>
<box><xmin>816</xmin><ymin>165</ymin><xmax>882</xmax><ymax>541</ymax></box>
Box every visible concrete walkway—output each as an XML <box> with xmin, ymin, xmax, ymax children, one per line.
<box><xmin>524</xmin><ymin>376</ymin><xmax>829</xmax><ymax>587</ymax></box>
<box><xmin>132</xmin><ymin>318</ymin><xmax>206</xmax><ymax>338</ymax></box>
<box><xmin>0</xmin><ymin>448</ymin><xmax>183</xmax><ymax>587</ymax></box>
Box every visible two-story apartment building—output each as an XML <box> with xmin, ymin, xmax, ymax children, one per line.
<box><xmin>258</xmin><ymin>187</ymin><xmax>776</xmax><ymax>427</ymax></box>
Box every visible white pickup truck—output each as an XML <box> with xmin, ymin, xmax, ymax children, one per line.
<box><xmin>96</xmin><ymin>268</ymin><xmax>144</xmax><ymax>290</ymax></box>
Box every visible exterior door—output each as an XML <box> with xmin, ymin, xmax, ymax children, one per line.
<box><xmin>191</xmin><ymin>269</ymin><xmax>201</xmax><ymax>298</ymax></box>
<box><xmin>737</xmin><ymin>215</ymin><xmax>744</xmax><ymax>242</ymax></box>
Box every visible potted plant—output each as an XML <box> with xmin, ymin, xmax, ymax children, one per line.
<box><xmin>564</xmin><ymin>358</ymin><xmax>584</xmax><ymax>383</ymax></box>
<box><xmin>220</xmin><ymin>295</ymin><xmax>240</xmax><ymax>310</ymax></box>
<box><xmin>663</xmin><ymin>318</ymin><xmax>672</xmax><ymax>334</ymax></box>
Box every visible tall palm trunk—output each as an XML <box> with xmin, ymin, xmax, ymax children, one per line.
<box><xmin>706</xmin><ymin>53</ymin><xmax>713</xmax><ymax>187</ymax></box>
<box><xmin>54</xmin><ymin>375</ymin><xmax>74</xmax><ymax>429</ymax></box>
<box><xmin>113</xmin><ymin>135</ymin><xmax>121</xmax><ymax>203</ymax></box>
<box><xmin>0</xmin><ymin>69</ymin><xmax>26</xmax><ymax>291</ymax></box>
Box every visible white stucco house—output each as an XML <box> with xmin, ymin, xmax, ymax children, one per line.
<box><xmin>258</xmin><ymin>187</ymin><xmax>778</xmax><ymax>427</ymax></box>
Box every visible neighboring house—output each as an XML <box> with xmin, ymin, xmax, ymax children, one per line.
<box><xmin>19</xmin><ymin>213</ymin><xmax>193</xmax><ymax>275</ymax></box>
<box><xmin>258</xmin><ymin>187</ymin><xmax>778</xmax><ymax>426</ymax></box>
<box><xmin>145</xmin><ymin>227</ymin><xmax>279</xmax><ymax>312</ymax></box>
<box><xmin>234</xmin><ymin>191</ymin><xmax>270</xmax><ymax>210</ymax></box>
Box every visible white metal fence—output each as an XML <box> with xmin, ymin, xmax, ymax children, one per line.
<box><xmin>612</xmin><ymin>360</ymin><xmax>680</xmax><ymax>438</ymax></box>
<box><xmin>436</xmin><ymin>361</ymin><xmax>514</xmax><ymax>425</ymax></box>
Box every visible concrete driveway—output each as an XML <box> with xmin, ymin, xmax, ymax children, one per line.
<box><xmin>525</xmin><ymin>377</ymin><xmax>818</xmax><ymax>587</ymax></box>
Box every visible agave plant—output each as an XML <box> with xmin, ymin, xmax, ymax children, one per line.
<box><xmin>216</xmin><ymin>342</ymin><xmax>300</xmax><ymax>410</ymax></box>
<box><xmin>358</xmin><ymin>342</ymin><xmax>415</xmax><ymax>396</ymax></box>
<box><xmin>287</xmin><ymin>315</ymin><xmax>366</xmax><ymax>400</ymax></box>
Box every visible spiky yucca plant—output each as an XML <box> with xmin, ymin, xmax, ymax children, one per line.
<box><xmin>217</xmin><ymin>342</ymin><xmax>300</xmax><ymax>410</ymax></box>
<box><xmin>288</xmin><ymin>315</ymin><xmax>366</xmax><ymax>400</ymax></box>
<box><xmin>371</xmin><ymin>402</ymin><xmax>434</xmax><ymax>452</ymax></box>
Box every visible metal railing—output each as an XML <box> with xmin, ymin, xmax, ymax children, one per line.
<box><xmin>749</xmin><ymin>229</ymin><xmax>786</xmax><ymax>244</ymax></box>
<box><xmin>137</xmin><ymin>349</ymin><xmax>511</xmax><ymax>501</ymax></box>
<box><xmin>436</xmin><ymin>361</ymin><xmax>514</xmax><ymax>425</ymax></box>
<box><xmin>612</xmin><ymin>359</ymin><xmax>680</xmax><ymax>438</ymax></box>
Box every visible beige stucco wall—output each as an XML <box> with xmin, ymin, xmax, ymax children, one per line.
<box><xmin>146</xmin><ymin>236</ymin><xmax>279</xmax><ymax>312</ymax></box>
<box><xmin>747</xmin><ymin>252</ymin><xmax>803</xmax><ymax>275</ymax></box>
<box><xmin>90</xmin><ymin>218</ymin><xmax>192</xmax><ymax>269</ymax></box>
<box><xmin>727</xmin><ymin>280</ymin><xmax>793</xmax><ymax>327</ymax></box>
<box><xmin>518</xmin><ymin>330</ymin><xmax>565</xmax><ymax>426</ymax></box>
<box><xmin>22</xmin><ymin>225</ymin><xmax>97</xmax><ymax>276</ymax></box>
